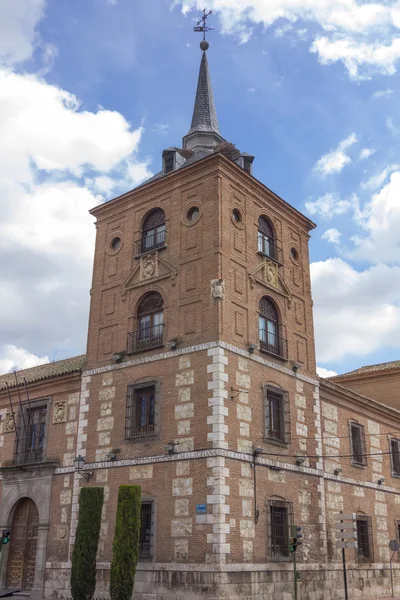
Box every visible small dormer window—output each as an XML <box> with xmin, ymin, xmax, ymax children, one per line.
<box><xmin>164</xmin><ymin>153</ymin><xmax>174</xmax><ymax>174</ymax></box>
<box><xmin>243</xmin><ymin>159</ymin><xmax>252</xmax><ymax>174</ymax></box>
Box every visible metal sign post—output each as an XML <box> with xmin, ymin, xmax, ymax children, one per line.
<box><xmin>389</xmin><ymin>539</ymin><xmax>399</xmax><ymax>597</ymax></box>
<box><xmin>335</xmin><ymin>513</ymin><xmax>357</xmax><ymax>600</ymax></box>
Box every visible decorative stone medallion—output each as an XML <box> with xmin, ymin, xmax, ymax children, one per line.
<box><xmin>263</xmin><ymin>259</ymin><xmax>278</xmax><ymax>288</ymax></box>
<box><xmin>53</xmin><ymin>401</ymin><xmax>67</xmax><ymax>424</ymax></box>
<box><xmin>5</xmin><ymin>412</ymin><xmax>15</xmax><ymax>433</ymax></box>
<box><xmin>140</xmin><ymin>255</ymin><xmax>158</xmax><ymax>280</ymax></box>
<box><xmin>211</xmin><ymin>279</ymin><xmax>225</xmax><ymax>299</ymax></box>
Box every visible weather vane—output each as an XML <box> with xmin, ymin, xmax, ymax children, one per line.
<box><xmin>193</xmin><ymin>8</ymin><xmax>214</xmax><ymax>50</ymax></box>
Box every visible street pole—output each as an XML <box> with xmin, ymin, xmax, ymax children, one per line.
<box><xmin>390</xmin><ymin>550</ymin><xmax>395</xmax><ymax>597</ymax></box>
<box><xmin>342</xmin><ymin>547</ymin><xmax>348</xmax><ymax>600</ymax></box>
<box><xmin>293</xmin><ymin>550</ymin><xmax>298</xmax><ymax>600</ymax></box>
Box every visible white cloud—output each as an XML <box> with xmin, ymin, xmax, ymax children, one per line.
<box><xmin>317</xmin><ymin>367</ymin><xmax>338</xmax><ymax>378</ymax></box>
<box><xmin>359</xmin><ymin>148</ymin><xmax>375</xmax><ymax>161</ymax></box>
<box><xmin>322</xmin><ymin>228</ymin><xmax>341</xmax><ymax>244</ymax></box>
<box><xmin>372</xmin><ymin>89</ymin><xmax>394</xmax><ymax>99</ymax></box>
<box><xmin>0</xmin><ymin>0</ymin><xmax>45</xmax><ymax>66</ymax></box>
<box><xmin>0</xmin><ymin>345</ymin><xmax>49</xmax><ymax>374</ymax></box>
<box><xmin>247</xmin><ymin>87</ymin><xmax>256</xmax><ymax>93</ymax></box>
<box><xmin>313</xmin><ymin>133</ymin><xmax>357</xmax><ymax>176</ymax></box>
<box><xmin>386</xmin><ymin>116</ymin><xmax>397</xmax><ymax>135</ymax></box>
<box><xmin>175</xmin><ymin>1</ymin><xmax>400</xmax><ymax>79</ymax></box>
<box><xmin>311</xmin><ymin>258</ymin><xmax>400</xmax><ymax>362</ymax></box>
<box><xmin>361</xmin><ymin>164</ymin><xmax>399</xmax><ymax>190</ymax></box>
<box><xmin>305</xmin><ymin>193</ymin><xmax>357</xmax><ymax>219</ymax></box>
<box><xmin>152</xmin><ymin>123</ymin><xmax>170</xmax><ymax>134</ymax></box>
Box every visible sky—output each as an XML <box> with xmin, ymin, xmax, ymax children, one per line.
<box><xmin>1</xmin><ymin>0</ymin><xmax>400</xmax><ymax>377</ymax></box>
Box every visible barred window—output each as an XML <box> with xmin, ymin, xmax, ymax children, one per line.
<box><xmin>356</xmin><ymin>516</ymin><xmax>373</xmax><ymax>562</ymax></box>
<box><xmin>125</xmin><ymin>381</ymin><xmax>159</xmax><ymax>440</ymax></box>
<box><xmin>349</xmin><ymin>421</ymin><xmax>367</xmax><ymax>467</ymax></box>
<box><xmin>139</xmin><ymin>501</ymin><xmax>154</xmax><ymax>562</ymax></box>
<box><xmin>258</xmin><ymin>216</ymin><xmax>276</xmax><ymax>259</ymax></box>
<box><xmin>264</xmin><ymin>385</ymin><xmax>290</xmax><ymax>445</ymax></box>
<box><xmin>141</xmin><ymin>208</ymin><xmax>166</xmax><ymax>254</ymax></box>
<box><xmin>268</xmin><ymin>499</ymin><xmax>293</xmax><ymax>562</ymax></box>
<box><xmin>391</xmin><ymin>438</ymin><xmax>400</xmax><ymax>477</ymax></box>
<box><xmin>14</xmin><ymin>399</ymin><xmax>51</xmax><ymax>465</ymax></box>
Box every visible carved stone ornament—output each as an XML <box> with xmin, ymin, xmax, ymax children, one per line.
<box><xmin>211</xmin><ymin>279</ymin><xmax>225</xmax><ymax>300</ymax></box>
<box><xmin>140</xmin><ymin>255</ymin><xmax>157</xmax><ymax>280</ymax></box>
<box><xmin>53</xmin><ymin>401</ymin><xmax>66</xmax><ymax>424</ymax></box>
<box><xmin>5</xmin><ymin>412</ymin><xmax>15</xmax><ymax>432</ymax></box>
<box><xmin>263</xmin><ymin>259</ymin><xmax>278</xmax><ymax>288</ymax></box>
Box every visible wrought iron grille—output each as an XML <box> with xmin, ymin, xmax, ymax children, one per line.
<box><xmin>257</xmin><ymin>233</ymin><xmax>282</xmax><ymax>263</ymax></box>
<box><xmin>259</xmin><ymin>330</ymin><xmax>288</xmax><ymax>359</ymax></box>
<box><xmin>350</xmin><ymin>422</ymin><xmax>367</xmax><ymax>466</ymax></box>
<box><xmin>127</xmin><ymin>324</ymin><xmax>164</xmax><ymax>354</ymax></box>
<box><xmin>139</xmin><ymin>502</ymin><xmax>153</xmax><ymax>561</ymax></box>
<box><xmin>268</xmin><ymin>500</ymin><xmax>293</xmax><ymax>562</ymax></box>
<box><xmin>391</xmin><ymin>439</ymin><xmax>400</xmax><ymax>476</ymax></box>
<box><xmin>125</xmin><ymin>382</ymin><xmax>157</xmax><ymax>440</ymax></box>
<box><xmin>356</xmin><ymin>516</ymin><xmax>373</xmax><ymax>562</ymax></box>
<box><xmin>14</xmin><ymin>403</ymin><xmax>48</xmax><ymax>465</ymax></box>
<box><xmin>264</xmin><ymin>386</ymin><xmax>290</xmax><ymax>445</ymax></box>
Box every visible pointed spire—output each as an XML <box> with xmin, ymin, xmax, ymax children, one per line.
<box><xmin>188</xmin><ymin>51</ymin><xmax>220</xmax><ymax>135</ymax></box>
<box><xmin>183</xmin><ymin>46</ymin><xmax>225</xmax><ymax>153</ymax></box>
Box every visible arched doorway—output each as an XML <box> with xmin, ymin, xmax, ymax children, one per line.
<box><xmin>7</xmin><ymin>498</ymin><xmax>39</xmax><ymax>591</ymax></box>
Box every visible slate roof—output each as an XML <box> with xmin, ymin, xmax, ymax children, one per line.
<box><xmin>0</xmin><ymin>355</ymin><xmax>86</xmax><ymax>391</ymax></box>
<box><xmin>187</xmin><ymin>51</ymin><xmax>220</xmax><ymax>135</ymax></box>
<box><xmin>329</xmin><ymin>359</ymin><xmax>400</xmax><ymax>380</ymax></box>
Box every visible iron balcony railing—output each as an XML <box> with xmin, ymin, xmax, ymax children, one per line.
<box><xmin>257</xmin><ymin>235</ymin><xmax>283</xmax><ymax>265</ymax></box>
<box><xmin>136</xmin><ymin>230</ymin><xmax>166</xmax><ymax>256</ymax></box>
<box><xmin>127</xmin><ymin>324</ymin><xmax>164</xmax><ymax>354</ymax></box>
<box><xmin>259</xmin><ymin>330</ymin><xmax>288</xmax><ymax>360</ymax></box>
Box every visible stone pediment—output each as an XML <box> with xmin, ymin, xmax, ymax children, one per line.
<box><xmin>121</xmin><ymin>252</ymin><xmax>178</xmax><ymax>299</ymax></box>
<box><xmin>249</xmin><ymin>258</ymin><xmax>292</xmax><ymax>306</ymax></box>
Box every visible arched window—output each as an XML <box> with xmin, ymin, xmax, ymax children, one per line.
<box><xmin>259</xmin><ymin>297</ymin><xmax>280</xmax><ymax>356</ymax></box>
<box><xmin>141</xmin><ymin>209</ymin><xmax>166</xmax><ymax>254</ymax></box>
<box><xmin>128</xmin><ymin>292</ymin><xmax>164</xmax><ymax>353</ymax></box>
<box><xmin>258</xmin><ymin>216</ymin><xmax>276</xmax><ymax>259</ymax></box>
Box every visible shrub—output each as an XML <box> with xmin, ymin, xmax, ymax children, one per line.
<box><xmin>110</xmin><ymin>485</ymin><xmax>141</xmax><ymax>600</ymax></box>
<box><xmin>71</xmin><ymin>486</ymin><xmax>104</xmax><ymax>600</ymax></box>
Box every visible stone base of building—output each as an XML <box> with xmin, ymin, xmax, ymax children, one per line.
<box><xmin>44</xmin><ymin>562</ymin><xmax>400</xmax><ymax>600</ymax></box>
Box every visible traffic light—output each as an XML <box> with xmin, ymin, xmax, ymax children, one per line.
<box><xmin>289</xmin><ymin>525</ymin><xmax>303</xmax><ymax>553</ymax></box>
<box><xmin>1</xmin><ymin>530</ymin><xmax>11</xmax><ymax>545</ymax></box>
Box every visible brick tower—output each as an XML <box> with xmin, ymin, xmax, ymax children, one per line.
<box><xmin>79</xmin><ymin>34</ymin><xmax>321</xmax><ymax>598</ymax></box>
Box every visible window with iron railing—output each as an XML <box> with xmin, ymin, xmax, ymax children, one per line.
<box><xmin>139</xmin><ymin>501</ymin><xmax>154</xmax><ymax>561</ymax></box>
<box><xmin>391</xmin><ymin>438</ymin><xmax>400</xmax><ymax>477</ymax></box>
<box><xmin>125</xmin><ymin>381</ymin><xmax>158</xmax><ymax>440</ymax></box>
<box><xmin>264</xmin><ymin>386</ymin><xmax>290</xmax><ymax>445</ymax></box>
<box><xmin>137</xmin><ymin>208</ymin><xmax>166</xmax><ymax>256</ymax></box>
<box><xmin>257</xmin><ymin>216</ymin><xmax>282</xmax><ymax>263</ymax></box>
<box><xmin>349</xmin><ymin>422</ymin><xmax>367</xmax><ymax>467</ymax></box>
<box><xmin>268</xmin><ymin>499</ymin><xmax>293</xmax><ymax>562</ymax></box>
<box><xmin>259</xmin><ymin>297</ymin><xmax>288</xmax><ymax>360</ymax></box>
<box><xmin>356</xmin><ymin>516</ymin><xmax>373</xmax><ymax>562</ymax></box>
<box><xmin>13</xmin><ymin>400</ymin><xmax>50</xmax><ymax>465</ymax></box>
<box><xmin>127</xmin><ymin>292</ymin><xmax>164</xmax><ymax>354</ymax></box>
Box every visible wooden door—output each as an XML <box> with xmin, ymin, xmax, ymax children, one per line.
<box><xmin>7</xmin><ymin>498</ymin><xmax>39</xmax><ymax>591</ymax></box>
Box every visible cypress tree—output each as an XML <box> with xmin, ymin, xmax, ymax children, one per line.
<box><xmin>110</xmin><ymin>485</ymin><xmax>141</xmax><ymax>600</ymax></box>
<box><xmin>71</xmin><ymin>486</ymin><xmax>104</xmax><ymax>600</ymax></box>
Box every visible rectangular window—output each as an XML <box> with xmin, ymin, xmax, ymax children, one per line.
<box><xmin>349</xmin><ymin>422</ymin><xmax>367</xmax><ymax>466</ymax></box>
<box><xmin>14</xmin><ymin>399</ymin><xmax>50</xmax><ymax>465</ymax></box>
<box><xmin>139</xmin><ymin>501</ymin><xmax>154</xmax><ymax>562</ymax></box>
<box><xmin>268</xmin><ymin>500</ymin><xmax>293</xmax><ymax>562</ymax></box>
<box><xmin>264</xmin><ymin>386</ymin><xmax>290</xmax><ymax>445</ymax></box>
<box><xmin>356</xmin><ymin>516</ymin><xmax>373</xmax><ymax>562</ymax></box>
<box><xmin>125</xmin><ymin>382</ymin><xmax>157</xmax><ymax>440</ymax></box>
<box><xmin>391</xmin><ymin>439</ymin><xmax>400</xmax><ymax>476</ymax></box>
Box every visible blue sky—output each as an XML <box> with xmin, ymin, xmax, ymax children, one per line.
<box><xmin>1</xmin><ymin>0</ymin><xmax>400</xmax><ymax>376</ymax></box>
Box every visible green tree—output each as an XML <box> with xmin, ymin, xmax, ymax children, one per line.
<box><xmin>110</xmin><ymin>485</ymin><xmax>141</xmax><ymax>600</ymax></box>
<box><xmin>71</xmin><ymin>486</ymin><xmax>104</xmax><ymax>600</ymax></box>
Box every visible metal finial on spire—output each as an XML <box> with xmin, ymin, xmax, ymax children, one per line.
<box><xmin>193</xmin><ymin>8</ymin><xmax>214</xmax><ymax>51</ymax></box>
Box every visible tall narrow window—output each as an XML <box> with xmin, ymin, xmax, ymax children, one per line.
<box><xmin>259</xmin><ymin>297</ymin><xmax>287</xmax><ymax>358</ymax></box>
<box><xmin>139</xmin><ymin>501</ymin><xmax>154</xmax><ymax>561</ymax></box>
<box><xmin>14</xmin><ymin>400</ymin><xmax>50</xmax><ymax>465</ymax></box>
<box><xmin>356</xmin><ymin>516</ymin><xmax>373</xmax><ymax>562</ymax></box>
<box><xmin>268</xmin><ymin>500</ymin><xmax>293</xmax><ymax>562</ymax></box>
<box><xmin>140</xmin><ymin>209</ymin><xmax>166</xmax><ymax>254</ymax></box>
<box><xmin>258</xmin><ymin>216</ymin><xmax>276</xmax><ymax>260</ymax></box>
<box><xmin>391</xmin><ymin>438</ymin><xmax>400</xmax><ymax>476</ymax></box>
<box><xmin>264</xmin><ymin>385</ymin><xmax>290</xmax><ymax>444</ymax></box>
<box><xmin>349</xmin><ymin>422</ymin><xmax>367</xmax><ymax>467</ymax></box>
<box><xmin>125</xmin><ymin>381</ymin><xmax>158</xmax><ymax>440</ymax></box>
<box><xmin>128</xmin><ymin>292</ymin><xmax>164</xmax><ymax>354</ymax></box>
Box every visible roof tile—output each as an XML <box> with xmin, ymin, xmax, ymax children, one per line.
<box><xmin>0</xmin><ymin>355</ymin><xmax>86</xmax><ymax>391</ymax></box>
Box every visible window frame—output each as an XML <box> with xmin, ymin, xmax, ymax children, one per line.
<box><xmin>14</xmin><ymin>397</ymin><xmax>52</xmax><ymax>465</ymax></box>
<box><xmin>127</xmin><ymin>293</ymin><xmax>164</xmax><ymax>354</ymax></box>
<box><xmin>125</xmin><ymin>380</ymin><xmax>160</xmax><ymax>441</ymax></box>
<box><xmin>349</xmin><ymin>421</ymin><xmax>367</xmax><ymax>467</ymax></box>
<box><xmin>264</xmin><ymin>385</ymin><xmax>291</xmax><ymax>446</ymax></box>
<box><xmin>356</xmin><ymin>515</ymin><xmax>373</xmax><ymax>563</ymax></box>
<box><xmin>139</xmin><ymin>500</ymin><xmax>155</xmax><ymax>562</ymax></box>
<box><xmin>259</xmin><ymin>297</ymin><xmax>287</xmax><ymax>359</ymax></box>
<box><xmin>267</xmin><ymin>499</ymin><xmax>293</xmax><ymax>562</ymax></box>
<box><xmin>139</xmin><ymin>208</ymin><xmax>166</xmax><ymax>255</ymax></box>
<box><xmin>390</xmin><ymin>437</ymin><xmax>400</xmax><ymax>478</ymax></box>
